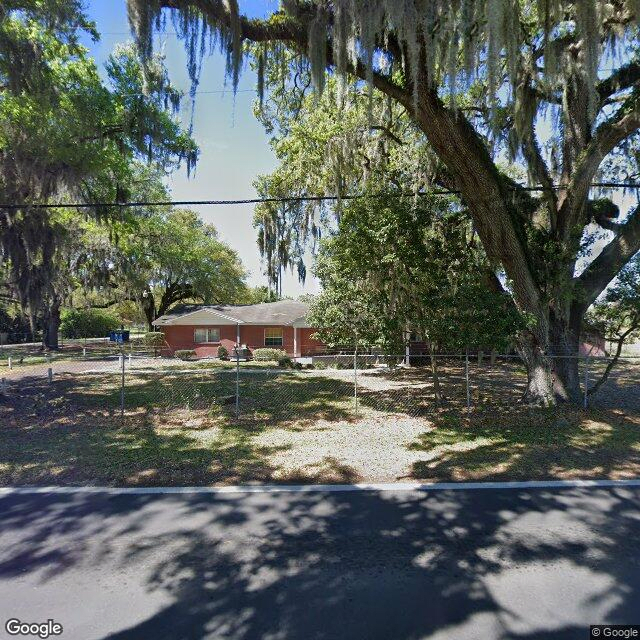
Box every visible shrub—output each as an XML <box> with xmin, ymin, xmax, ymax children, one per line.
<box><xmin>143</xmin><ymin>331</ymin><xmax>166</xmax><ymax>356</ymax></box>
<box><xmin>143</xmin><ymin>332</ymin><xmax>166</xmax><ymax>347</ymax></box>
<box><xmin>217</xmin><ymin>345</ymin><xmax>229</xmax><ymax>360</ymax></box>
<box><xmin>253</xmin><ymin>348</ymin><xmax>287</xmax><ymax>362</ymax></box>
<box><xmin>278</xmin><ymin>355</ymin><xmax>292</xmax><ymax>368</ymax></box>
<box><xmin>175</xmin><ymin>349</ymin><xmax>196</xmax><ymax>360</ymax></box>
<box><xmin>60</xmin><ymin>308</ymin><xmax>120</xmax><ymax>339</ymax></box>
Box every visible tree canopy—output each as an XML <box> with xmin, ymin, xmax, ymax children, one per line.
<box><xmin>1</xmin><ymin>2</ymin><xmax>198</xmax><ymax>346</ymax></box>
<box><xmin>128</xmin><ymin>0</ymin><xmax>640</xmax><ymax>405</ymax></box>
<box><xmin>115</xmin><ymin>208</ymin><xmax>248</xmax><ymax>329</ymax></box>
<box><xmin>309</xmin><ymin>192</ymin><xmax>522</xmax><ymax>353</ymax></box>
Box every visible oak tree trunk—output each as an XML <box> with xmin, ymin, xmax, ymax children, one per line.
<box><xmin>141</xmin><ymin>291</ymin><xmax>156</xmax><ymax>332</ymax></box>
<box><xmin>518</xmin><ymin>304</ymin><xmax>584</xmax><ymax>405</ymax></box>
<box><xmin>43</xmin><ymin>297</ymin><xmax>61</xmax><ymax>351</ymax></box>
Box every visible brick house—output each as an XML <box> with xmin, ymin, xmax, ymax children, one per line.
<box><xmin>152</xmin><ymin>300</ymin><xmax>324</xmax><ymax>358</ymax></box>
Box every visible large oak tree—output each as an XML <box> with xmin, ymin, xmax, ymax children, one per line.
<box><xmin>128</xmin><ymin>0</ymin><xmax>640</xmax><ymax>405</ymax></box>
<box><xmin>0</xmin><ymin>3</ymin><xmax>197</xmax><ymax>348</ymax></box>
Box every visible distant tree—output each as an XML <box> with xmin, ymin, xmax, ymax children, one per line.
<box><xmin>237</xmin><ymin>285</ymin><xmax>281</xmax><ymax>305</ymax></box>
<box><xmin>587</xmin><ymin>256</ymin><xmax>640</xmax><ymax>395</ymax></box>
<box><xmin>117</xmin><ymin>209</ymin><xmax>248</xmax><ymax>330</ymax></box>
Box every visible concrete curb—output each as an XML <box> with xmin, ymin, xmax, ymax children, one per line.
<box><xmin>1</xmin><ymin>478</ymin><xmax>640</xmax><ymax>495</ymax></box>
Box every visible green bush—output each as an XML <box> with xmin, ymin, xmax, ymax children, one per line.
<box><xmin>253</xmin><ymin>348</ymin><xmax>287</xmax><ymax>362</ymax></box>
<box><xmin>278</xmin><ymin>355</ymin><xmax>293</xmax><ymax>368</ymax></box>
<box><xmin>60</xmin><ymin>308</ymin><xmax>120</xmax><ymax>338</ymax></box>
<box><xmin>143</xmin><ymin>332</ymin><xmax>166</xmax><ymax>347</ymax></box>
<box><xmin>175</xmin><ymin>349</ymin><xmax>196</xmax><ymax>360</ymax></box>
<box><xmin>217</xmin><ymin>345</ymin><xmax>229</xmax><ymax>360</ymax></box>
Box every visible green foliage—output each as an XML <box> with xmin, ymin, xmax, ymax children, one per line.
<box><xmin>236</xmin><ymin>285</ymin><xmax>281</xmax><ymax>305</ymax></box>
<box><xmin>277</xmin><ymin>355</ymin><xmax>293</xmax><ymax>368</ymax></box>
<box><xmin>115</xmin><ymin>208</ymin><xmax>248</xmax><ymax>326</ymax></box>
<box><xmin>588</xmin><ymin>255</ymin><xmax>640</xmax><ymax>346</ymax></box>
<box><xmin>252</xmin><ymin>348</ymin><xmax>287</xmax><ymax>362</ymax></box>
<box><xmin>0</xmin><ymin>6</ymin><xmax>198</xmax><ymax>341</ymax></box>
<box><xmin>252</xmin><ymin>73</ymin><xmax>432</xmax><ymax>290</ymax></box>
<box><xmin>59</xmin><ymin>308</ymin><xmax>120</xmax><ymax>338</ymax></box>
<box><xmin>310</xmin><ymin>192</ymin><xmax>523</xmax><ymax>352</ymax></box>
<box><xmin>174</xmin><ymin>349</ymin><xmax>196</xmax><ymax>360</ymax></box>
<box><xmin>143</xmin><ymin>332</ymin><xmax>165</xmax><ymax>347</ymax></box>
<box><xmin>217</xmin><ymin>345</ymin><xmax>229</xmax><ymax>360</ymax></box>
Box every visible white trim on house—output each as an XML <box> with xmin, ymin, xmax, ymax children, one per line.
<box><xmin>154</xmin><ymin>308</ymin><xmax>244</xmax><ymax>326</ymax></box>
<box><xmin>291</xmin><ymin>316</ymin><xmax>313</xmax><ymax>329</ymax></box>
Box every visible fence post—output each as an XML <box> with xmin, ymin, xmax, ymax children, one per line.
<box><xmin>120</xmin><ymin>346</ymin><xmax>125</xmax><ymax>420</ymax></box>
<box><xmin>235</xmin><ymin>346</ymin><xmax>240</xmax><ymax>420</ymax></box>
<box><xmin>353</xmin><ymin>348</ymin><xmax>358</xmax><ymax>417</ymax></box>
<box><xmin>7</xmin><ymin>356</ymin><xmax>11</xmax><ymax>370</ymax></box>
<box><xmin>465</xmin><ymin>348</ymin><xmax>471</xmax><ymax>411</ymax></box>
<box><xmin>47</xmin><ymin>367</ymin><xmax>53</xmax><ymax>383</ymax></box>
<box><xmin>583</xmin><ymin>355</ymin><xmax>589</xmax><ymax>409</ymax></box>
<box><xmin>82</xmin><ymin>347</ymin><xmax>86</xmax><ymax>359</ymax></box>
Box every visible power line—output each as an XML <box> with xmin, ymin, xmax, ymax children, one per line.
<box><xmin>122</xmin><ymin>89</ymin><xmax>255</xmax><ymax>97</ymax></box>
<box><xmin>0</xmin><ymin>182</ymin><xmax>638</xmax><ymax>210</ymax></box>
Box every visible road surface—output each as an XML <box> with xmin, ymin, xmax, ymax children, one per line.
<box><xmin>0</xmin><ymin>484</ymin><xmax>639</xmax><ymax>639</ymax></box>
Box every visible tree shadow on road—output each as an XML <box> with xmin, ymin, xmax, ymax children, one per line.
<box><xmin>0</xmin><ymin>486</ymin><xmax>638</xmax><ymax>639</ymax></box>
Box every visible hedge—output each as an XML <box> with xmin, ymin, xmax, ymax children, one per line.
<box><xmin>60</xmin><ymin>308</ymin><xmax>120</xmax><ymax>339</ymax></box>
<box><xmin>253</xmin><ymin>348</ymin><xmax>287</xmax><ymax>362</ymax></box>
<box><xmin>143</xmin><ymin>332</ymin><xmax>166</xmax><ymax>347</ymax></box>
<box><xmin>175</xmin><ymin>349</ymin><xmax>196</xmax><ymax>360</ymax></box>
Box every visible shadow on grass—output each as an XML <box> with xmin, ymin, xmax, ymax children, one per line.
<box><xmin>0</xmin><ymin>370</ymin><xmax>362</xmax><ymax>486</ymax></box>
<box><xmin>2</xmin><ymin>363</ymin><xmax>639</xmax><ymax>486</ymax></box>
<box><xmin>1</xmin><ymin>486</ymin><xmax>639</xmax><ymax>638</ymax></box>
<box><xmin>408</xmin><ymin>404</ymin><xmax>640</xmax><ymax>482</ymax></box>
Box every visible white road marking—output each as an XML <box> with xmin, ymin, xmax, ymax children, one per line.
<box><xmin>0</xmin><ymin>478</ymin><xmax>640</xmax><ymax>495</ymax></box>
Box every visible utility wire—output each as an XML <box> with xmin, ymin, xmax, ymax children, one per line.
<box><xmin>0</xmin><ymin>182</ymin><xmax>638</xmax><ymax>210</ymax></box>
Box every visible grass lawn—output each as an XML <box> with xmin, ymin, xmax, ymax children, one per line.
<box><xmin>1</xmin><ymin>363</ymin><xmax>639</xmax><ymax>486</ymax></box>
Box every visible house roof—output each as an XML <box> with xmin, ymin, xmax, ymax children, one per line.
<box><xmin>153</xmin><ymin>300</ymin><xmax>311</xmax><ymax>327</ymax></box>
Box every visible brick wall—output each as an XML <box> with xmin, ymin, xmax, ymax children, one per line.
<box><xmin>159</xmin><ymin>324</ymin><xmax>320</xmax><ymax>357</ymax></box>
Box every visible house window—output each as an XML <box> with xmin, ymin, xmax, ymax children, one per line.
<box><xmin>194</xmin><ymin>328</ymin><xmax>220</xmax><ymax>343</ymax></box>
<box><xmin>264</xmin><ymin>327</ymin><xmax>283</xmax><ymax>347</ymax></box>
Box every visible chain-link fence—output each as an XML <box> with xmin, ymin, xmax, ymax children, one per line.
<box><xmin>2</xmin><ymin>350</ymin><xmax>640</xmax><ymax>428</ymax></box>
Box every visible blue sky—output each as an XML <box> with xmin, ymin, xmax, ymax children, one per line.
<box><xmin>81</xmin><ymin>1</ymin><xmax>318</xmax><ymax>296</ymax></box>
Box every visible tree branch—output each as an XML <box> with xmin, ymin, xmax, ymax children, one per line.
<box><xmin>518</xmin><ymin>78</ymin><xmax>558</xmax><ymax>222</ymax></box>
<box><xmin>577</xmin><ymin>204</ymin><xmax>640</xmax><ymax>308</ymax></box>
<box><xmin>568</xmin><ymin>100</ymin><xmax>640</xmax><ymax>220</ymax></box>
<box><xmin>588</xmin><ymin>320</ymin><xmax>639</xmax><ymax>396</ymax></box>
<box><xmin>155</xmin><ymin>0</ymin><xmax>541</xmax><ymax>316</ymax></box>
<box><xmin>598</xmin><ymin>60</ymin><xmax>640</xmax><ymax>101</ymax></box>
<box><xmin>369</xmin><ymin>125</ymin><xmax>405</xmax><ymax>146</ymax></box>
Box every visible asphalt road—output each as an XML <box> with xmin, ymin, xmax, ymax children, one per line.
<box><xmin>0</xmin><ymin>484</ymin><xmax>639</xmax><ymax>640</ymax></box>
